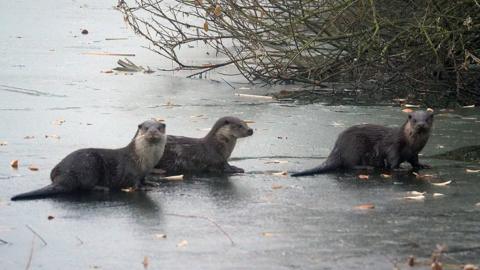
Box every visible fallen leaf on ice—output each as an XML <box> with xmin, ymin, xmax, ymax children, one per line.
<box><xmin>53</xmin><ymin>119</ymin><xmax>66</xmax><ymax>125</ymax></box>
<box><xmin>177</xmin><ymin>239</ymin><xmax>188</xmax><ymax>248</ymax></box>
<box><xmin>142</xmin><ymin>256</ymin><xmax>149</xmax><ymax>269</ymax></box>
<box><xmin>154</xmin><ymin>234</ymin><xmax>167</xmax><ymax>239</ymax></box>
<box><xmin>431</xmin><ymin>261</ymin><xmax>442</xmax><ymax>270</ymax></box>
<box><xmin>358</xmin><ymin>174</ymin><xmax>369</xmax><ymax>180</ymax></box>
<box><xmin>213</xmin><ymin>4</ymin><xmax>222</xmax><ymax>16</ymax></box>
<box><xmin>403</xmin><ymin>195</ymin><xmax>426</xmax><ymax>201</ymax></box>
<box><xmin>261</xmin><ymin>232</ymin><xmax>274</xmax><ymax>237</ymax></box>
<box><xmin>190</xmin><ymin>114</ymin><xmax>205</xmax><ymax>118</ymax></box>
<box><xmin>24</xmin><ymin>136</ymin><xmax>35</xmax><ymax>139</ymax></box>
<box><xmin>407</xmin><ymin>191</ymin><xmax>426</xmax><ymax>196</ymax></box>
<box><xmin>407</xmin><ymin>256</ymin><xmax>415</xmax><ymax>267</ymax></box>
<box><xmin>380</xmin><ymin>173</ymin><xmax>391</xmax><ymax>178</ymax></box>
<box><xmin>412</xmin><ymin>172</ymin><xmax>434</xmax><ymax>180</ymax></box>
<box><xmin>433</xmin><ymin>193</ymin><xmax>445</xmax><ymax>197</ymax></box>
<box><xmin>47</xmin><ymin>215</ymin><xmax>55</xmax><ymax>220</ymax></box>
<box><xmin>402</xmin><ymin>108</ymin><xmax>414</xmax><ymax>113</ymax></box>
<box><xmin>10</xmin><ymin>160</ymin><xmax>18</xmax><ymax>168</ymax></box>
<box><xmin>28</xmin><ymin>165</ymin><xmax>39</xmax><ymax>171</ymax></box>
<box><xmin>466</xmin><ymin>169</ymin><xmax>480</xmax><ymax>173</ymax></box>
<box><xmin>354</xmin><ymin>203</ymin><xmax>375</xmax><ymax>210</ymax></box>
<box><xmin>45</xmin><ymin>134</ymin><xmax>61</xmax><ymax>139</ymax></box>
<box><xmin>431</xmin><ymin>180</ymin><xmax>452</xmax><ymax>186</ymax></box>
<box><xmin>203</xmin><ymin>21</ymin><xmax>209</xmax><ymax>32</ymax></box>
<box><xmin>272</xmin><ymin>171</ymin><xmax>288</xmax><ymax>176</ymax></box>
<box><xmin>163</xmin><ymin>175</ymin><xmax>184</xmax><ymax>181</ymax></box>
<box><xmin>271</xmin><ymin>184</ymin><xmax>284</xmax><ymax>189</ymax></box>
<box><xmin>463</xmin><ymin>264</ymin><xmax>479</xmax><ymax>270</ymax></box>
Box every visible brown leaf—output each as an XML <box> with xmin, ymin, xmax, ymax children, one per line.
<box><xmin>45</xmin><ymin>134</ymin><xmax>61</xmax><ymax>139</ymax></box>
<box><xmin>403</xmin><ymin>195</ymin><xmax>426</xmax><ymax>201</ymax></box>
<box><xmin>354</xmin><ymin>203</ymin><xmax>375</xmax><ymax>210</ymax></box>
<box><xmin>10</xmin><ymin>160</ymin><xmax>19</xmax><ymax>169</ymax></box>
<box><xmin>464</xmin><ymin>264</ymin><xmax>479</xmax><ymax>270</ymax></box>
<box><xmin>163</xmin><ymin>175</ymin><xmax>184</xmax><ymax>181</ymax></box>
<box><xmin>177</xmin><ymin>239</ymin><xmax>188</xmax><ymax>248</ymax></box>
<box><xmin>28</xmin><ymin>165</ymin><xmax>39</xmax><ymax>171</ymax></box>
<box><xmin>431</xmin><ymin>261</ymin><xmax>443</xmax><ymax>270</ymax></box>
<box><xmin>203</xmin><ymin>21</ymin><xmax>209</xmax><ymax>32</ymax></box>
<box><xmin>358</xmin><ymin>174</ymin><xmax>369</xmax><ymax>180</ymax></box>
<box><xmin>271</xmin><ymin>184</ymin><xmax>283</xmax><ymax>189</ymax></box>
<box><xmin>154</xmin><ymin>234</ymin><xmax>167</xmax><ymax>239</ymax></box>
<box><xmin>407</xmin><ymin>256</ymin><xmax>415</xmax><ymax>267</ymax></box>
<box><xmin>234</xmin><ymin>93</ymin><xmax>273</xmax><ymax>99</ymax></box>
<box><xmin>53</xmin><ymin>119</ymin><xmax>66</xmax><ymax>125</ymax></box>
<box><xmin>142</xmin><ymin>256</ymin><xmax>149</xmax><ymax>269</ymax></box>
<box><xmin>431</xmin><ymin>180</ymin><xmax>452</xmax><ymax>186</ymax></box>
<box><xmin>214</xmin><ymin>4</ymin><xmax>222</xmax><ymax>16</ymax></box>
<box><xmin>412</xmin><ymin>172</ymin><xmax>434</xmax><ymax>180</ymax></box>
<box><xmin>47</xmin><ymin>215</ymin><xmax>55</xmax><ymax>220</ymax></box>
<box><xmin>261</xmin><ymin>232</ymin><xmax>274</xmax><ymax>237</ymax></box>
<box><xmin>272</xmin><ymin>171</ymin><xmax>287</xmax><ymax>176</ymax></box>
<box><xmin>121</xmin><ymin>187</ymin><xmax>135</xmax><ymax>193</ymax></box>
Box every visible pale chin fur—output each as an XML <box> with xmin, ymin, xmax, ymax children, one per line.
<box><xmin>134</xmin><ymin>133</ymin><xmax>167</xmax><ymax>172</ymax></box>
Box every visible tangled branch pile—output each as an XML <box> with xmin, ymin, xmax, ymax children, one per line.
<box><xmin>118</xmin><ymin>0</ymin><xmax>480</xmax><ymax>103</ymax></box>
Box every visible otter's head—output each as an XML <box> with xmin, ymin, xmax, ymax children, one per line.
<box><xmin>134</xmin><ymin>120</ymin><xmax>167</xmax><ymax>144</ymax></box>
<box><xmin>209</xmin><ymin>116</ymin><xmax>254</xmax><ymax>140</ymax></box>
<box><xmin>407</xmin><ymin>110</ymin><xmax>434</xmax><ymax>135</ymax></box>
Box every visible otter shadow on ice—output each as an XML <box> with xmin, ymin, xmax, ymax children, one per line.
<box><xmin>48</xmin><ymin>191</ymin><xmax>163</xmax><ymax>221</ymax></box>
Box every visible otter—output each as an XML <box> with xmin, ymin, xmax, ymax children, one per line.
<box><xmin>11</xmin><ymin>120</ymin><xmax>167</xmax><ymax>200</ymax></box>
<box><xmin>291</xmin><ymin>111</ymin><xmax>434</xmax><ymax>177</ymax></box>
<box><xmin>155</xmin><ymin>116</ymin><xmax>253</xmax><ymax>175</ymax></box>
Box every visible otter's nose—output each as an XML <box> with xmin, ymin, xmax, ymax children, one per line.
<box><xmin>247</xmin><ymin>128</ymin><xmax>253</xmax><ymax>135</ymax></box>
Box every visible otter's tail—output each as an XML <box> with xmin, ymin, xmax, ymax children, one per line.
<box><xmin>291</xmin><ymin>160</ymin><xmax>338</xmax><ymax>177</ymax></box>
<box><xmin>11</xmin><ymin>184</ymin><xmax>70</xmax><ymax>201</ymax></box>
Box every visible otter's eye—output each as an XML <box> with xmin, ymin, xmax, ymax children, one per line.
<box><xmin>138</xmin><ymin>124</ymin><xmax>143</xmax><ymax>129</ymax></box>
<box><xmin>224</xmin><ymin>120</ymin><xmax>230</xmax><ymax>125</ymax></box>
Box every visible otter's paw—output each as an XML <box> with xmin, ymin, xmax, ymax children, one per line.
<box><xmin>225</xmin><ymin>165</ymin><xmax>245</xmax><ymax>174</ymax></box>
<box><xmin>415</xmin><ymin>163</ymin><xmax>432</xmax><ymax>169</ymax></box>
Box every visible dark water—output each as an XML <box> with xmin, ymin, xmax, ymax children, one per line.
<box><xmin>1</xmin><ymin>1</ymin><xmax>480</xmax><ymax>269</ymax></box>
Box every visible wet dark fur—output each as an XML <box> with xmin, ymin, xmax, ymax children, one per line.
<box><xmin>291</xmin><ymin>111</ymin><xmax>434</xmax><ymax>177</ymax></box>
<box><xmin>11</xmin><ymin>120</ymin><xmax>167</xmax><ymax>200</ymax></box>
<box><xmin>155</xmin><ymin>116</ymin><xmax>253</xmax><ymax>175</ymax></box>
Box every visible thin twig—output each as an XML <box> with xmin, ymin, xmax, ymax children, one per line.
<box><xmin>165</xmin><ymin>213</ymin><xmax>235</xmax><ymax>246</ymax></box>
<box><xmin>25</xmin><ymin>237</ymin><xmax>35</xmax><ymax>270</ymax></box>
<box><xmin>25</xmin><ymin>225</ymin><xmax>47</xmax><ymax>246</ymax></box>
<box><xmin>0</xmin><ymin>238</ymin><xmax>9</xmax><ymax>245</ymax></box>
<box><xmin>75</xmin><ymin>236</ymin><xmax>84</xmax><ymax>245</ymax></box>
<box><xmin>221</xmin><ymin>78</ymin><xmax>236</xmax><ymax>90</ymax></box>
